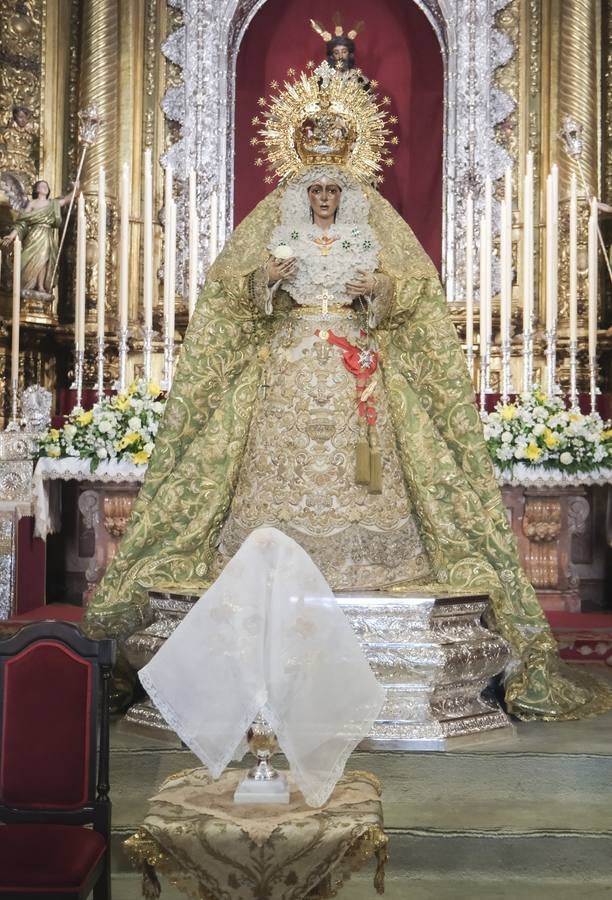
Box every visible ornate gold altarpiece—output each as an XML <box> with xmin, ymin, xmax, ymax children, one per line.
<box><xmin>0</xmin><ymin>0</ymin><xmax>611</xmax><ymax>415</ymax></box>
<box><xmin>0</xmin><ymin>2</ymin><xmax>611</xmax><ymax>623</ymax></box>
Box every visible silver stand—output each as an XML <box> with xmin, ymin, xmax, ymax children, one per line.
<box><xmin>234</xmin><ymin>712</ymin><xmax>289</xmax><ymax>805</ymax></box>
<box><xmin>161</xmin><ymin>327</ymin><xmax>174</xmax><ymax>392</ymax></box>
<box><xmin>95</xmin><ymin>337</ymin><xmax>105</xmax><ymax>402</ymax></box>
<box><xmin>479</xmin><ymin>351</ymin><xmax>490</xmax><ymax>413</ymax></box>
<box><xmin>545</xmin><ymin>329</ymin><xmax>557</xmax><ymax>399</ymax></box>
<box><xmin>522</xmin><ymin>330</ymin><xmax>534</xmax><ymax>394</ymax></box>
<box><xmin>5</xmin><ymin>379</ymin><xmax>20</xmax><ymax>431</ymax></box>
<box><xmin>72</xmin><ymin>348</ymin><xmax>85</xmax><ymax>409</ymax></box>
<box><xmin>500</xmin><ymin>339</ymin><xmax>513</xmax><ymax>404</ymax></box>
<box><xmin>466</xmin><ymin>345</ymin><xmax>475</xmax><ymax>386</ymax></box>
<box><xmin>142</xmin><ymin>327</ymin><xmax>154</xmax><ymax>384</ymax></box>
<box><xmin>589</xmin><ymin>354</ymin><xmax>598</xmax><ymax>413</ymax></box>
<box><xmin>568</xmin><ymin>339</ymin><xmax>579</xmax><ymax>410</ymax></box>
<box><xmin>117</xmin><ymin>327</ymin><xmax>129</xmax><ymax>393</ymax></box>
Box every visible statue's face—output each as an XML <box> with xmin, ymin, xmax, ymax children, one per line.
<box><xmin>34</xmin><ymin>181</ymin><xmax>50</xmax><ymax>198</ymax></box>
<box><xmin>332</xmin><ymin>45</ymin><xmax>349</xmax><ymax>62</ymax></box>
<box><xmin>307</xmin><ymin>178</ymin><xmax>341</xmax><ymax>223</ymax></box>
<box><xmin>13</xmin><ymin>107</ymin><xmax>30</xmax><ymax>127</ymax></box>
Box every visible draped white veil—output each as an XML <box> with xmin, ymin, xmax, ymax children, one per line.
<box><xmin>139</xmin><ymin>527</ymin><xmax>384</xmax><ymax>807</ymax></box>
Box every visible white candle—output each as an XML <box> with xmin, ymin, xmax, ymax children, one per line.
<box><xmin>568</xmin><ymin>173</ymin><xmax>578</xmax><ymax>346</ymax></box>
<box><xmin>97</xmin><ymin>167</ymin><xmax>106</xmax><ymax>343</ymax></box>
<box><xmin>143</xmin><ymin>149</ymin><xmax>153</xmax><ymax>333</ymax></box>
<box><xmin>479</xmin><ymin>212</ymin><xmax>489</xmax><ymax>363</ymax></box>
<box><xmin>522</xmin><ymin>151</ymin><xmax>534</xmax><ymax>335</ymax></box>
<box><xmin>484</xmin><ymin>177</ymin><xmax>492</xmax><ymax>350</ymax></box>
<box><xmin>587</xmin><ymin>197</ymin><xmax>598</xmax><ymax>360</ymax></box>
<box><xmin>168</xmin><ymin>198</ymin><xmax>177</xmax><ymax>349</ymax></box>
<box><xmin>76</xmin><ymin>192</ymin><xmax>86</xmax><ymax>352</ymax></box>
<box><xmin>119</xmin><ymin>162</ymin><xmax>130</xmax><ymax>333</ymax></box>
<box><xmin>163</xmin><ymin>164</ymin><xmax>173</xmax><ymax>332</ymax></box>
<box><xmin>500</xmin><ymin>198</ymin><xmax>510</xmax><ymax>345</ymax></box>
<box><xmin>502</xmin><ymin>166</ymin><xmax>513</xmax><ymax>344</ymax></box>
<box><xmin>545</xmin><ymin>166</ymin><xmax>559</xmax><ymax>335</ymax></box>
<box><xmin>188</xmin><ymin>168</ymin><xmax>198</xmax><ymax>318</ymax></box>
<box><xmin>209</xmin><ymin>189</ymin><xmax>218</xmax><ymax>264</ymax></box>
<box><xmin>465</xmin><ymin>192</ymin><xmax>474</xmax><ymax>356</ymax></box>
<box><xmin>11</xmin><ymin>236</ymin><xmax>21</xmax><ymax>383</ymax></box>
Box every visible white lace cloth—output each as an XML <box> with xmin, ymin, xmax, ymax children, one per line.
<box><xmin>32</xmin><ymin>457</ymin><xmax>146</xmax><ymax>539</ymax></box>
<box><xmin>139</xmin><ymin>527</ymin><xmax>385</xmax><ymax>808</ymax></box>
<box><xmin>496</xmin><ymin>464</ymin><xmax>612</xmax><ymax>488</ymax></box>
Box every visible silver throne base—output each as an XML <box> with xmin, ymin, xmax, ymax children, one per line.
<box><xmin>123</xmin><ymin>589</ymin><xmax>512</xmax><ymax>748</ymax></box>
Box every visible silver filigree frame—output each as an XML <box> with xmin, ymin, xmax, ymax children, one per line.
<box><xmin>162</xmin><ymin>0</ymin><xmax>514</xmax><ymax>302</ymax></box>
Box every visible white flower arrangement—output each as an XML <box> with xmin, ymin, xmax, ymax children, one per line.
<box><xmin>481</xmin><ymin>386</ymin><xmax>612</xmax><ymax>476</ymax></box>
<box><xmin>38</xmin><ymin>380</ymin><xmax>166</xmax><ymax>471</ymax></box>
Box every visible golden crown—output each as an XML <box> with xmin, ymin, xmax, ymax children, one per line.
<box><xmin>310</xmin><ymin>13</ymin><xmax>364</xmax><ymax>43</ymax></box>
<box><xmin>252</xmin><ymin>62</ymin><xmax>398</xmax><ymax>185</ymax></box>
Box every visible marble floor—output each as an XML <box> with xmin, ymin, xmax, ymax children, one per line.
<box><xmin>111</xmin><ymin>688</ymin><xmax>612</xmax><ymax>899</ymax></box>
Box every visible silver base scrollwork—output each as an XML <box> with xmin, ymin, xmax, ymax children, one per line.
<box><xmin>568</xmin><ymin>339</ymin><xmax>578</xmax><ymax>410</ymax></box>
<box><xmin>95</xmin><ymin>337</ymin><xmax>105</xmax><ymax>401</ymax></box>
<box><xmin>124</xmin><ymin>589</ymin><xmax>512</xmax><ymax>747</ymax></box>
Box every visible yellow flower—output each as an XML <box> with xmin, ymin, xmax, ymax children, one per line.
<box><xmin>525</xmin><ymin>442</ymin><xmax>542</xmax><ymax>461</ymax></box>
<box><xmin>534</xmin><ymin>389</ymin><xmax>547</xmax><ymax>404</ymax></box>
<box><xmin>113</xmin><ymin>395</ymin><xmax>130</xmax><ymax>411</ymax></box>
<box><xmin>148</xmin><ymin>383</ymin><xmax>161</xmax><ymax>397</ymax></box>
<box><xmin>543</xmin><ymin>429</ymin><xmax>559</xmax><ymax>449</ymax></box>
<box><xmin>47</xmin><ymin>446</ymin><xmax>61</xmax><ymax>458</ymax></box>
<box><xmin>128</xmin><ymin>382</ymin><xmax>138</xmax><ymax>395</ymax></box>
<box><xmin>500</xmin><ymin>405</ymin><xmax>516</xmax><ymax>421</ymax></box>
<box><xmin>568</xmin><ymin>412</ymin><xmax>583</xmax><ymax>423</ymax></box>
<box><xmin>131</xmin><ymin>450</ymin><xmax>150</xmax><ymax>465</ymax></box>
<box><xmin>77</xmin><ymin>409</ymin><xmax>93</xmax><ymax>426</ymax></box>
<box><xmin>602</xmin><ymin>429</ymin><xmax>612</xmax><ymax>440</ymax></box>
<box><xmin>49</xmin><ymin>428</ymin><xmax>60</xmax><ymax>439</ymax></box>
<box><xmin>124</xmin><ymin>431</ymin><xmax>141</xmax><ymax>446</ymax></box>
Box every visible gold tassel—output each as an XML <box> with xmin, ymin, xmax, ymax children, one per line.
<box><xmin>355</xmin><ymin>437</ymin><xmax>371</xmax><ymax>484</ymax></box>
<box><xmin>368</xmin><ymin>448</ymin><xmax>382</xmax><ymax>494</ymax></box>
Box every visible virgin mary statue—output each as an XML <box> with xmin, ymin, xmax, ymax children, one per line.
<box><xmin>85</xmin><ymin>64</ymin><xmax>611</xmax><ymax>722</ymax></box>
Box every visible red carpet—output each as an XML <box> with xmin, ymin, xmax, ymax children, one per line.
<box><xmin>546</xmin><ymin>611</ymin><xmax>612</xmax><ymax>669</ymax></box>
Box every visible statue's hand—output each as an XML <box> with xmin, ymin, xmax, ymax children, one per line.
<box><xmin>266</xmin><ymin>255</ymin><xmax>296</xmax><ymax>286</ymax></box>
<box><xmin>1</xmin><ymin>231</ymin><xmax>16</xmax><ymax>249</ymax></box>
<box><xmin>346</xmin><ymin>269</ymin><xmax>375</xmax><ymax>298</ymax></box>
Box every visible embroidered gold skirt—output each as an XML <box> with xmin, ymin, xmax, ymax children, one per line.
<box><xmin>217</xmin><ymin>306</ymin><xmax>431</xmax><ymax>589</ymax></box>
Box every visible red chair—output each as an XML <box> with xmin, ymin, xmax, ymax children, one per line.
<box><xmin>0</xmin><ymin>621</ymin><xmax>115</xmax><ymax>899</ymax></box>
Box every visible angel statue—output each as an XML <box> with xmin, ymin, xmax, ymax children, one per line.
<box><xmin>0</xmin><ymin>177</ymin><xmax>76</xmax><ymax>296</ymax></box>
<box><xmin>85</xmin><ymin>63</ymin><xmax>612</xmax><ymax>723</ymax></box>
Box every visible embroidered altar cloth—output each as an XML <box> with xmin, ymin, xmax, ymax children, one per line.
<box><xmin>125</xmin><ymin>767</ymin><xmax>387</xmax><ymax>900</ymax></box>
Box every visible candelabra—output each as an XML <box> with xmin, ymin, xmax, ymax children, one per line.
<box><xmin>466</xmin><ymin>345</ymin><xmax>475</xmax><ymax>385</ymax></box>
<box><xmin>545</xmin><ymin>329</ymin><xmax>557</xmax><ymax>399</ymax></box>
<box><xmin>568</xmin><ymin>339</ymin><xmax>578</xmax><ymax>410</ymax></box>
<box><xmin>162</xmin><ymin>326</ymin><xmax>174</xmax><ymax>392</ymax></box>
<box><xmin>589</xmin><ymin>355</ymin><xmax>598</xmax><ymax>413</ymax></box>
<box><xmin>142</xmin><ymin>327</ymin><xmax>154</xmax><ymax>384</ymax></box>
<box><xmin>117</xmin><ymin>327</ymin><xmax>129</xmax><ymax>393</ymax></box>
<box><xmin>72</xmin><ymin>348</ymin><xmax>85</xmax><ymax>410</ymax></box>
<box><xmin>500</xmin><ymin>340</ymin><xmax>513</xmax><ymax>403</ymax></box>
<box><xmin>522</xmin><ymin>330</ymin><xmax>534</xmax><ymax>395</ymax></box>
<box><xmin>479</xmin><ymin>351</ymin><xmax>490</xmax><ymax>413</ymax></box>
<box><xmin>5</xmin><ymin>379</ymin><xmax>20</xmax><ymax>431</ymax></box>
<box><xmin>95</xmin><ymin>337</ymin><xmax>105</xmax><ymax>402</ymax></box>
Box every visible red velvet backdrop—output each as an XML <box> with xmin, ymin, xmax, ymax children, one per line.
<box><xmin>234</xmin><ymin>0</ymin><xmax>444</xmax><ymax>269</ymax></box>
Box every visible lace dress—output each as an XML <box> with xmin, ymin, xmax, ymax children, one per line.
<box><xmin>217</xmin><ymin>225</ymin><xmax>431</xmax><ymax>589</ymax></box>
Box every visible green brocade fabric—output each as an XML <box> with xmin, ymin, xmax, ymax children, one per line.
<box><xmin>84</xmin><ymin>184</ymin><xmax>612</xmax><ymax>722</ymax></box>
<box><xmin>14</xmin><ymin>198</ymin><xmax>61</xmax><ymax>292</ymax></box>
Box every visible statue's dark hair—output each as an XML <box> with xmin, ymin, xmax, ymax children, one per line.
<box><xmin>32</xmin><ymin>180</ymin><xmax>49</xmax><ymax>198</ymax></box>
<box><xmin>325</xmin><ymin>36</ymin><xmax>356</xmax><ymax>70</ymax></box>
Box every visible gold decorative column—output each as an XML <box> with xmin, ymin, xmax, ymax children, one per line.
<box><xmin>78</xmin><ymin>0</ymin><xmax>119</xmax><ymax>199</ymax></box>
<box><xmin>556</xmin><ymin>0</ymin><xmax>599</xmax><ymax>199</ymax></box>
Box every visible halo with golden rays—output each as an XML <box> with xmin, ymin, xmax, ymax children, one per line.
<box><xmin>254</xmin><ymin>62</ymin><xmax>398</xmax><ymax>184</ymax></box>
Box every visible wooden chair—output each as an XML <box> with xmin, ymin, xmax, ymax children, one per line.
<box><xmin>0</xmin><ymin>620</ymin><xmax>115</xmax><ymax>899</ymax></box>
